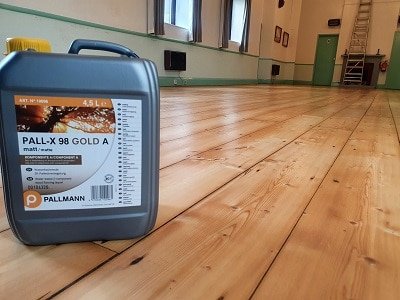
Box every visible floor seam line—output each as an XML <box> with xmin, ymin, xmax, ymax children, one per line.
<box><xmin>248</xmin><ymin>95</ymin><xmax>376</xmax><ymax>299</ymax></box>
<box><xmin>52</xmin><ymin>97</ymin><xmax>368</xmax><ymax>298</ymax></box>
<box><xmin>160</xmin><ymin>96</ymin><xmax>360</xmax><ymax>170</ymax></box>
<box><xmin>387</xmin><ymin>94</ymin><xmax>400</xmax><ymax>144</ymax></box>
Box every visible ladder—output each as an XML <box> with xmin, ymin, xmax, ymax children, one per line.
<box><xmin>343</xmin><ymin>0</ymin><xmax>372</xmax><ymax>85</ymax></box>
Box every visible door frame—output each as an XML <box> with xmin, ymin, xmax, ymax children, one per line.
<box><xmin>312</xmin><ymin>34</ymin><xmax>339</xmax><ymax>86</ymax></box>
<box><xmin>385</xmin><ymin>31</ymin><xmax>400</xmax><ymax>89</ymax></box>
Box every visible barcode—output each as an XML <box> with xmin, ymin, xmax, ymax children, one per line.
<box><xmin>91</xmin><ymin>185</ymin><xmax>113</xmax><ymax>200</ymax></box>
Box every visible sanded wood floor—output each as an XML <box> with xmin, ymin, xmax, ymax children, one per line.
<box><xmin>0</xmin><ymin>85</ymin><xmax>399</xmax><ymax>299</ymax></box>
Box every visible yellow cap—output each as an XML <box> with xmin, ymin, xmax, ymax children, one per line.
<box><xmin>5</xmin><ymin>37</ymin><xmax>51</xmax><ymax>55</ymax></box>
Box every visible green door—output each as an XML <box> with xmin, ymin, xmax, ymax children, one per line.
<box><xmin>386</xmin><ymin>32</ymin><xmax>400</xmax><ymax>90</ymax></box>
<box><xmin>313</xmin><ymin>35</ymin><xmax>339</xmax><ymax>86</ymax></box>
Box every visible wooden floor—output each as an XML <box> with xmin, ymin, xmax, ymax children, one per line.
<box><xmin>1</xmin><ymin>85</ymin><xmax>399</xmax><ymax>299</ymax></box>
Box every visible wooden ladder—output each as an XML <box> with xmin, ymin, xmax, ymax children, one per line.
<box><xmin>343</xmin><ymin>0</ymin><xmax>372</xmax><ymax>85</ymax></box>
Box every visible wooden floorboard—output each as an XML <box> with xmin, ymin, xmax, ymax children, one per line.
<box><xmin>253</xmin><ymin>94</ymin><xmax>400</xmax><ymax>300</ymax></box>
<box><xmin>0</xmin><ymin>187</ymin><xmax>6</xmax><ymax>232</ymax></box>
<box><xmin>0</xmin><ymin>86</ymin><xmax>398</xmax><ymax>299</ymax></box>
<box><xmin>0</xmin><ymin>230</ymin><xmax>115</xmax><ymax>299</ymax></box>
<box><xmin>56</xmin><ymin>97</ymin><xmax>372</xmax><ymax>299</ymax></box>
<box><xmin>387</xmin><ymin>91</ymin><xmax>400</xmax><ymax>142</ymax></box>
<box><xmin>99</xmin><ymin>91</ymin><xmax>369</xmax><ymax>253</ymax></box>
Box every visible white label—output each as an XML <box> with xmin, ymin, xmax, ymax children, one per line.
<box><xmin>15</xmin><ymin>96</ymin><xmax>142</xmax><ymax>211</ymax></box>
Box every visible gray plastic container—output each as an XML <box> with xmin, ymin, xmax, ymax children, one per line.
<box><xmin>0</xmin><ymin>40</ymin><xmax>159</xmax><ymax>245</ymax></box>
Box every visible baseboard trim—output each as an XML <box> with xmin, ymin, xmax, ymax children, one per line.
<box><xmin>258</xmin><ymin>79</ymin><xmax>294</xmax><ymax>85</ymax></box>
<box><xmin>293</xmin><ymin>80</ymin><xmax>312</xmax><ymax>85</ymax></box>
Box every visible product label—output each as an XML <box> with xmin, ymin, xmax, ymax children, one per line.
<box><xmin>15</xmin><ymin>95</ymin><xmax>142</xmax><ymax>211</ymax></box>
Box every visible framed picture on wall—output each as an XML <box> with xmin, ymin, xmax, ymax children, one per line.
<box><xmin>282</xmin><ymin>31</ymin><xmax>289</xmax><ymax>47</ymax></box>
<box><xmin>274</xmin><ymin>26</ymin><xmax>282</xmax><ymax>43</ymax></box>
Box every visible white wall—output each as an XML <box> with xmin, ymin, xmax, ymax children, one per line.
<box><xmin>295</xmin><ymin>0</ymin><xmax>400</xmax><ymax>85</ymax></box>
<box><xmin>0</xmin><ymin>0</ymin><xmax>264</xmax><ymax>57</ymax></box>
<box><xmin>0</xmin><ymin>0</ymin><xmax>148</xmax><ymax>32</ymax></box>
<box><xmin>0</xmin><ymin>1</ymin><xmax>262</xmax><ymax>85</ymax></box>
<box><xmin>337</xmin><ymin>0</ymin><xmax>400</xmax><ymax>84</ymax></box>
<box><xmin>296</xmin><ymin>0</ymin><xmax>343</xmax><ymax>64</ymax></box>
<box><xmin>248</xmin><ymin>0</ymin><xmax>264</xmax><ymax>56</ymax></box>
<box><xmin>2</xmin><ymin>0</ymin><xmax>399</xmax><ymax>86</ymax></box>
<box><xmin>271</xmin><ymin>0</ymin><xmax>302</xmax><ymax>62</ymax></box>
<box><xmin>258</xmin><ymin>0</ymin><xmax>302</xmax><ymax>82</ymax></box>
<box><xmin>200</xmin><ymin>1</ymin><xmax>221</xmax><ymax>48</ymax></box>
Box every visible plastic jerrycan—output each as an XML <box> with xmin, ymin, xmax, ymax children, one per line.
<box><xmin>0</xmin><ymin>39</ymin><xmax>159</xmax><ymax>245</ymax></box>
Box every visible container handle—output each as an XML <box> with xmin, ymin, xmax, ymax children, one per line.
<box><xmin>68</xmin><ymin>39</ymin><xmax>139</xmax><ymax>58</ymax></box>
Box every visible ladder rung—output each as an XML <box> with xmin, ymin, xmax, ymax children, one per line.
<box><xmin>343</xmin><ymin>82</ymin><xmax>362</xmax><ymax>84</ymax></box>
<box><xmin>344</xmin><ymin>78</ymin><xmax>363</xmax><ymax>82</ymax></box>
<box><xmin>347</xmin><ymin>65</ymin><xmax>364</xmax><ymax>68</ymax></box>
<box><xmin>346</xmin><ymin>73</ymin><xmax>362</xmax><ymax>79</ymax></box>
<box><xmin>347</xmin><ymin>64</ymin><xmax>364</xmax><ymax>67</ymax></box>
<box><xmin>345</xmin><ymin>73</ymin><xmax>363</xmax><ymax>76</ymax></box>
<box><xmin>349</xmin><ymin>49</ymin><xmax>366</xmax><ymax>52</ymax></box>
<box><xmin>348</xmin><ymin>0</ymin><xmax>370</xmax><ymax>63</ymax></box>
<box><xmin>344</xmin><ymin>77</ymin><xmax>362</xmax><ymax>80</ymax></box>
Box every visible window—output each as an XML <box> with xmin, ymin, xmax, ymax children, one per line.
<box><xmin>164</xmin><ymin>0</ymin><xmax>194</xmax><ymax>30</ymax></box>
<box><xmin>230</xmin><ymin>0</ymin><xmax>246</xmax><ymax>43</ymax></box>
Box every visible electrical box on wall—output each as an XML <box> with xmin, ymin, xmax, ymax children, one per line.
<box><xmin>164</xmin><ymin>50</ymin><xmax>186</xmax><ymax>71</ymax></box>
<box><xmin>328</xmin><ymin>19</ymin><xmax>341</xmax><ymax>27</ymax></box>
<box><xmin>271</xmin><ymin>64</ymin><xmax>280</xmax><ymax>76</ymax></box>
